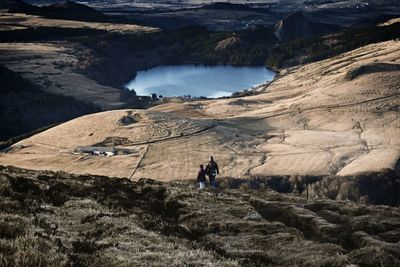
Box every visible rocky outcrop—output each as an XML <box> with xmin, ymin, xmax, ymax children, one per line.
<box><xmin>0</xmin><ymin>165</ymin><xmax>399</xmax><ymax>266</ymax></box>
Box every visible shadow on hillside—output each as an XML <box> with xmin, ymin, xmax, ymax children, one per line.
<box><xmin>216</xmin><ymin>168</ymin><xmax>400</xmax><ymax>205</ymax></box>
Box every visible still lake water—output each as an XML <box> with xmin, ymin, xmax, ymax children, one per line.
<box><xmin>126</xmin><ymin>65</ymin><xmax>275</xmax><ymax>98</ymax></box>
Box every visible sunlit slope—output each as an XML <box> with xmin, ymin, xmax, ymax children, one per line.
<box><xmin>152</xmin><ymin>39</ymin><xmax>400</xmax><ymax>177</ymax></box>
<box><xmin>0</xmin><ymin>12</ymin><xmax>157</xmax><ymax>33</ymax></box>
<box><xmin>1</xmin><ymin>40</ymin><xmax>399</xmax><ymax>179</ymax></box>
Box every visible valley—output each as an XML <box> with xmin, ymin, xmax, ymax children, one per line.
<box><xmin>0</xmin><ymin>1</ymin><xmax>399</xmax><ymax>265</ymax></box>
<box><xmin>1</xmin><ymin>39</ymin><xmax>399</xmax><ymax>203</ymax></box>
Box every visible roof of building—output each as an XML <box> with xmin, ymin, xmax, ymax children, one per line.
<box><xmin>76</xmin><ymin>146</ymin><xmax>116</xmax><ymax>153</ymax></box>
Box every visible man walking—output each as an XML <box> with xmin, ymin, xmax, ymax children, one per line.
<box><xmin>205</xmin><ymin>156</ymin><xmax>219</xmax><ymax>188</ymax></box>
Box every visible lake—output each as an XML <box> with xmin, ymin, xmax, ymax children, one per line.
<box><xmin>126</xmin><ymin>65</ymin><xmax>275</xmax><ymax>98</ymax></box>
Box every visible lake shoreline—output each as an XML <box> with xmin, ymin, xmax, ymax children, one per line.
<box><xmin>126</xmin><ymin>64</ymin><xmax>276</xmax><ymax>99</ymax></box>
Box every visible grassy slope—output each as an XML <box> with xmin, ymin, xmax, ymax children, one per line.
<box><xmin>0</xmin><ymin>165</ymin><xmax>399</xmax><ymax>266</ymax></box>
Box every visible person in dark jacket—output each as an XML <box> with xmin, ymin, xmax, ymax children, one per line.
<box><xmin>197</xmin><ymin>164</ymin><xmax>206</xmax><ymax>189</ymax></box>
<box><xmin>205</xmin><ymin>156</ymin><xmax>219</xmax><ymax>188</ymax></box>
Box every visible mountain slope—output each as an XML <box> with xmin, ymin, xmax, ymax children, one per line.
<box><xmin>0</xmin><ymin>65</ymin><xmax>99</xmax><ymax>141</ymax></box>
<box><xmin>275</xmin><ymin>11</ymin><xmax>341</xmax><ymax>42</ymax></box>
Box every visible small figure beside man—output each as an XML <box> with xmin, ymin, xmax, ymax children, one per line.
<box><xmin>197</xmin><ymin>164</ymin><xmax>206</xmax><ymax>190</ymax></box>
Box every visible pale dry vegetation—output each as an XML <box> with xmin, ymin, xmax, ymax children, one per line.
<box><xmin>0</xmin><ymin>13</ymin><xmax>157</xmax><ymax>34</ymax></box>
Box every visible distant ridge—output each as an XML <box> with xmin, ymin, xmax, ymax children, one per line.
<box><xmin>0</xmin><ymin>0</ymin><xmax>33</xmax><ymax>10</ymax></box>
<box><xmin>44</xmin><ymin>0</ymin><xmax>103</xmax><ymax>17</ymax></box>
<box><xmin>6</xmin><ymin>0</ymin><xmax>108</xmax><ymax>22</ymax></box>
<box><xmin>201</xmin><ymin>2</ymin><xmax>270</xmax><ymax>13</ymax></box>
<box><xmin>38</xmin><ymin>0</ymin><xmax>106</xmax><ymax>21</ymax></box>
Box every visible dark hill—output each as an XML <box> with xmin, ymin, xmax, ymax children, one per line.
<box><xmin>7</xmin><ymin>0</ymin><xmax>108</xmax><ymax>22</ymax></box>
<box><xmin>275</xmin><ymin>11</ymin><xmax>341</xmax><ymax>41</ymax></box>
<box><xmin>0</xmin><ymin>65</ymin><xmax>99</xmax><ymax>141</ymax></box>
<box><xmin>267</xmin><ymin>21</ymin><xmax>400</xmax><ymax>67</ymax></box>
<box><xmin>0</xmin><ymin>0</ymin><xmax>33</xmax><ymax>10</ymax></box>
<box><xmin>40</xmin><ymin>0</ymin><xmax>105</xmax><ymax>20</ymax></box>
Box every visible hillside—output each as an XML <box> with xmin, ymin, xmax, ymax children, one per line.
<box><xmin>0</xmin><ymin>65</ymin><xmax>99</xmax><ymax>141</ymax></box>
<box><xmin>0</xmin><ymin>165</ymin><xmax>399</xmax><ymax>266</ymax></box>
<box><xmin>274</xmin><ymin>11</ymin><xmax>341</xmax><ymax>42</ymax></box>
<box><xmin>1</xmin><ymin>39</ymin><xmax>398</xmax><ymax>187</ymax></box>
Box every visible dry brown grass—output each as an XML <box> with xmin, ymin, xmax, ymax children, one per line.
<box><xmin>0</xmin><ymin>165</ymin><xmax>399</xmax><ymax>266</ymax></box>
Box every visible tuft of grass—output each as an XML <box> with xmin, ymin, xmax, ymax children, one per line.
<box><xmin>0</xmin><ymin>215</ymin><xmax>28</xmax><ymax>239</ymax></box>
<box><xmin>348</xmin><ymin>245</ymin><xmax>400</xmax><ymax>267</ymax></box>
<box><xmin>0</xmin><ymin>240</ymin><xmax>16</xmax><ymax>256</ymax></box>
<box><xmin>72</xmin><ymin>239</ymin><xmax>98</xmax><ymax>254</ymax></box>
<box><xmin>0</xmin><ymin>177</ymin><xmax>12</xmax><ymax>197</ymax></box>
<box><xmin>0</xmin><ymin>235</ymin><xmax>67</xmax><ymax>267</ymax></box>
<box><xmin>0</xmin><ymin>199</ymin><xmax>21</xmax><ymax>213</ymax></box>
<box><xmin>0</xmin><ymin>222</ymin><xmax>25</xmax><ymax>240</ymax></box>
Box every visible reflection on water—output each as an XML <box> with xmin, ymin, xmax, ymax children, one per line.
<box><xmin>126</xmin><ymin>65</ymin><xmax>275</xmax><ymax>98</ymax></box>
